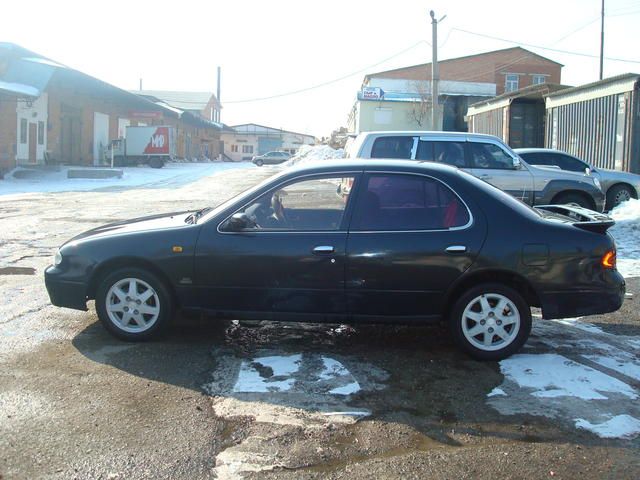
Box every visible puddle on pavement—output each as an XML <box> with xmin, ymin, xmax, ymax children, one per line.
<box><xmin>0</xmin><ymin>266</ymin><xmax>36</xmax><ymax>275</ymax></box>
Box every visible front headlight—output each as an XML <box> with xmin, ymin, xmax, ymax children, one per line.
<box><xmin>593</xmin><ymin>177</ymin><xmax>602</xmax><ymax>190</ymax></box>
<box><xmin>54</xmin><ymin>250</ymin><xmax>62</xmax><ymax>266</ymax></box>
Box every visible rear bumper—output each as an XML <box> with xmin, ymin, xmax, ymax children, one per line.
<box><xmin>540</xmin><ymin>273</ymin><xmax>625</xmax><ymax>319</ymax></box>
<box><xmin>44</xmin><ymin>266</ymin><xmax>88</xmax><ymax>311</ymax></box>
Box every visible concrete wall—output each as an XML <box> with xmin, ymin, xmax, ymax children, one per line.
<box><xmin>0</xmin><ymin>96</ymin><xmax>18</xmax><ymax>175</ymax></box>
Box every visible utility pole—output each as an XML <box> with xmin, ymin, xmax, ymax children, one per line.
<box><xmin>430</xmin><ymin>10</ymin><xmax>439</xmax><ymax>131</ymax></box>
<box><xmin>599</xmin><ymin>0</ymin><xmax>605</xmax><ymax>80</ymax></box>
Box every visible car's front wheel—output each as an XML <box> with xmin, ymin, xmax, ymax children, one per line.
<box><xmin>255</xmin><ymin>159</ymin><xmax>264</xmax><ymax>166</ymax></box>
<box><xmin>606</xmin><ymin>184</ymin><xmax>634</xmax><ymax>210</ymax></box>
<box><xmin>449</xmin><ymin>283</ymin><xmax>532</xmax><ymax>361</ymax></box>
<box><xmin>95</xmin><ymin>268</ymin><xmax>173</xmax><ymax>341</ymax></box>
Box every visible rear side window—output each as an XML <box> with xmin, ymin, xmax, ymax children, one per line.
<box><xmin>371</xmin><ymin>136</ymin><xmax>414</xmax><ymax>159</ymax></box>
<box><xmin>351</xmin><ymin>173</ymin><xmax>470</xmax><ymax>231</ymax></box>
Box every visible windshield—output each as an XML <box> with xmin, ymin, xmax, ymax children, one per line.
<box><xmin>198</xmin><ymin>170</ymin><xmax>289</xmax><ymax>223</ymax></box>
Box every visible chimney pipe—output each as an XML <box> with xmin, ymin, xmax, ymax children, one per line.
<box><xmin>139</xmin><ymin>78</ymin><xmax>143</xmax><ymax>91</ymax></box>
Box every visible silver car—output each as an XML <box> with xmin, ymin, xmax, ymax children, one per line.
<box><xmin>515</xmin><ymin>148</ymin><xmax>640</xmax><ymax>211</ymax></box>
<box><xmin>348</xmin><ymin>132</ymin><xmax>605</xmax><ymax>212</ymax></box>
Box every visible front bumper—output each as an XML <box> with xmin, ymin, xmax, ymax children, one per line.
<box><xmin>540</xmin><ymin>272</ymin><xmax>626</xmax><ymax>319</ymax></box>
<box><xmin>44</xmin><ymin>265</ymin><xmax>88</xmax><ymax>311</ymax></box>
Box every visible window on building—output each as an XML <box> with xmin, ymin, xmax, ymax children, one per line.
<box><xmin>231</xmin><ymin>145</ymin><xmax>239</xmax><ymax>153</ymax></box>
<box><xmin>532</xmin><ymin>75</ymin><xmax>546</xmax><ymax>85</ymax></box>
<box><xmin>20</xmin><ymin>118</ymin><xmax>27</xmax><ymax>144</ymax></box>
<box><xmin>37</xmin><ymin>121</ymin><xmax>45</xmax><ymax>145</ymax></box>
<box><xmin>505</xmin><ymin>74</ymin><xmax>519</xmax><ymax>92</ymax></box>
<box><xmin>374</xmin><ymin>107</ymin><xmax>392</xmax><ymax>125</ymax></box>
<box><xmin>242</xmin><ymin>145</ymin><xmax>254</xmax><ymax>154</ymax></box>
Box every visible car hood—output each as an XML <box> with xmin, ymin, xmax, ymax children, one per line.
<box><xmin>596</xmin><ymin>168</ymin><xmax>640</xmax><ymax>183</ymax></box>
<box><xmin>526</xmin><ymin>163</ymin><xmax>595</xmax><ymax>184</ymax></box>
<box><xmin>65</xmin><ymin>211</ymin><xmax>194</xmax><ymax>245</ymax></box>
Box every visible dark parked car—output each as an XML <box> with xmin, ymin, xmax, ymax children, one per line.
<box><xmin>515</xmin><ymin>148</ymin><xmax>640</xmax><ymax>211</ymax></box>
<box><xmin>252</xmin><ymin>151</ymin><xmax>291</xmax><ymax>166</ymax></box>
<box><xmin>45</xmin><ymin>160</ymin><xmax>625</xmax><ymax>360</ymax></box>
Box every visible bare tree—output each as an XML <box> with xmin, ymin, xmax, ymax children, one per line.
<box><xmin>406</xmin><ymin>80</ymin><xmax>432</xmax><ymax>128</ymax></box>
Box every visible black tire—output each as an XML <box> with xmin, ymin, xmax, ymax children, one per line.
<box><xmin>95</xmin><ymin>267</ymin><xmax>173</xmax><ymax>341</ymax></box>
<box><xmin>449</xmin><ymin>283</ymin><xmax>532</xmax><ymax>361</ymax></box>
<box><xmin>606</xmin><ymin>184</ymin><xmax>633</xmax><ymax>211</ymax></box>
<box><xmin>149</xmin><ymin>157</ymin><xmax>165</xmax><ymax>169</ymax></box>
<box><xmin>552</xmin><ymin>192</ymin><xmax>593</xmax><ymax>210</ymax></box>
<box><xmin>255</xmin><ymin>159</ymin><xmax>264</xmax><ymax>167</ymax></box>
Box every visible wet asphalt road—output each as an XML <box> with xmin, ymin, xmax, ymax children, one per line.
<box><xmin>1</xmin><ymin>164</ymin><xmax>639</xmax><ymax>479</ymax></box>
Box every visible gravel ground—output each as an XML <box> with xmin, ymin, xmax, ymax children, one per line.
<box><xmin>0</xmin><ymin>164</ymin><xmax>639</xmax><ymax>479</ymax></box>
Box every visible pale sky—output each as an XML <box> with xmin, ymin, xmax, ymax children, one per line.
<box><xmin>3</xmin><ymin>0</ymin><xmax>640</xmax><ymax>137</ymax></box>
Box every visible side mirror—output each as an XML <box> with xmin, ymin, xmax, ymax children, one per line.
<box><xmin>512</xmin><ymin>156</ymin><xmax>522</xmax><ymax>169</ymax></box>
<box><xmin>585</xmin><ymin>167</ymin><xmax>591</xmax><ymax>176</ymax></box>
<box><xmin>225</xmin><ymin>212</ymin><xmax>251</xmax><ymax>231</ymax></box>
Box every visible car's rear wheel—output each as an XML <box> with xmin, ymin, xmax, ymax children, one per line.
<box><xmin>552</xmin><ymin>191</ymin><xmax>593</xmax><ymax>210</ymax></box>
<box><xmin>606</xmin><ymin>184</ymin><xmax>633</xmax><ymax>210</ymax></box>
<box><xmin>449</xmin><ymin>283</ymin><xmax>532</xmax><ymax>361</ymax></box>
<box><xmin>95</xmin><ymin>268</ymin><xmax>173</xmax><ymax>341</ymax></box>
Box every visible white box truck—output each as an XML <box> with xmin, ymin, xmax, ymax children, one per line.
<box><xmin>110</xmin><ymin>126</ymin><xmax>176</xmax><ymax>168</ymax></box>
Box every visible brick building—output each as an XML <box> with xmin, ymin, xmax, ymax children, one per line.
<box><xmin>348</xmin><ymin>47</ymin><xmax>563</xmax><ymax>134</ymax></box>
<box><xmin>0</xmin><ymin>43</ymin><xmax>222</xmax><ymax>176</ymax></box>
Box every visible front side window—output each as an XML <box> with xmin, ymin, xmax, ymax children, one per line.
<box><xmin>351</xmin><ymin>174</ymin><xmax>470</xmax><ymax>231</ymax></box>
<box><xmin>470</xmin><ymin>143</ymin><xmax>515</xmax><ymax>169</ymax></box>
<box><xmin>228</xmin><ymin>175</ymin><xmax>355</xmax><ymax>231</ymax></box>
<box><xmin>505</xmin><ymin>74</ymin><xmax>519</xmax><ymax>92</ymax></box>
<box><xmin>371</xmin><ymin>136</ymin><xmax>414</xmax><ymax>159</ymax></box>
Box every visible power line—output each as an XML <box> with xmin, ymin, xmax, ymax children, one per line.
<box><xmin>452</xmin><ymin>27</ymin><xmax>640</xmax><ymax>64</ymax></box>
<box><xmin>223</xmin><ymin>40</ymin><xmax>430</xmax><ymax>104</ymax></box>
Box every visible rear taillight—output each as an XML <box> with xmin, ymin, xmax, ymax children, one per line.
<box><xmin>601</xmin><ymin>250</ymin><xmax>616</xmax><ymax>269</ymax></box>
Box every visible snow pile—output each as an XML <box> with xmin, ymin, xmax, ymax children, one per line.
<box><xmin>609</xmin><ymin>198</ymin><xmax>640</xmax><ymax>278</ymax></box>
<box><xmin>282</xmin><ymin>145</ymin><xmax>345</xmax><ymax>168</ymax></box>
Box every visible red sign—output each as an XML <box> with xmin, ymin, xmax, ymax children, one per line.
<box><xmin>143</xmin><ymin>127</ymin><xmax>170</xmax><ymax>154</ymax></box>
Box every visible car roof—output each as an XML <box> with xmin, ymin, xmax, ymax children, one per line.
<box><xmin>285</xmin><ymin>158</ymin><xmax>460</xmax><ymax>175</ymax></box>
<box><xmin>359</xmin><ymin>131</ymin><xmax>502</xmax><ymax>142</ymax></box>
<box><xmin>515</xmin><ymin>148</ymin><xmax>564</xmax><ymax>154</ymax></box>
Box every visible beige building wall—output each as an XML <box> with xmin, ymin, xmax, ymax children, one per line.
<box><xmin>354</xmin><ymin>100</ymin><xmax>437</xmax><ymax>133</ymax></box>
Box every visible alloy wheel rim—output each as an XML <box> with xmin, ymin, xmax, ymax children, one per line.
<box><xmin>106</xmin><ymin>277</ymin><xmax>160</xmax><ymax>333</ymax></box>
<box><xmin>461</xmin><ymin>293</ymin><xmax>521</xmax><ymax>352</ymax></box>
<box><xmin>614</xmin><ymin>190</ymin><xmax>631</xmax><ymax>206</ymax></box>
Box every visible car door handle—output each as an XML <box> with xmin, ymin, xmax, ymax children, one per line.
<box><xmin>312</xmin><ymin>245</ymin><xmax>335</xmax><ymax>255</ymax></box>
<box><xmin>445</xmin><ymin>245</ymin><xmax>467</xmax><ymax>253</ymax></box>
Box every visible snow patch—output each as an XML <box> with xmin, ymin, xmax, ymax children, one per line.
<box><xmin>498</xmin><ymin>353</ymin><xmax>636</xmax><ymax>400</ymax></box>
<box><xmin>487</xmin><ymin>387</ymin><xmax>507</xmax><ymax>397</ymax></box>
<box><xmin>609</xmin><ymin>198</ymin><xmax>640</xmax><ymax>278</ymax></box>
<box><xmin>0</xmin><ymin>162</ymin><xmax>250</xmax><ymax>196</ymax></box>
<box><xmin>233</xmin><ymin>354</ymin><xmax>302</xmax><ymax>393</ymax></box>
<box><xmin>575</xmin><ymin>415</ymin><xmax>640</xmax><ymax>439</ymax></box>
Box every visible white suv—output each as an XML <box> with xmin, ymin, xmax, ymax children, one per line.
<box><xmin>346</xmin><ymin>131</ymin><xmax>605</xmax><ymax>211</ymax></box>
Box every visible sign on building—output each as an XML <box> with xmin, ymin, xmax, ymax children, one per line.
<box><xmin>362</xmin><ymin>87</ymin><xmax>384</xmax><ymax>100</ymax></box>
